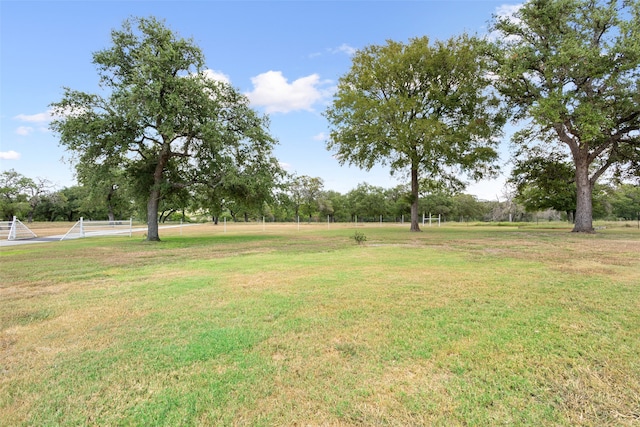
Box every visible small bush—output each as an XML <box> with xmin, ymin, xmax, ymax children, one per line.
<box><xmin>353</xmin><ymin>231</ymin><xmax>367</xmax><ymax>245</ymax></box>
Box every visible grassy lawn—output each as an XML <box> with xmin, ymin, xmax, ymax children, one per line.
<box><xmin>1</xmin><ymin>223</ymin><xmax>639</xmax><ymax>426</ymax></box>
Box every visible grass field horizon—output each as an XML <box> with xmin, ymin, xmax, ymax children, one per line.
<box><xmin>1</xmin><ymin>223</ymin><xmax>639</xmax><ymax>425</ymax></box>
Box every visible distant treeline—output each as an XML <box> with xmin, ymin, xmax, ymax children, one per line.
<box><xmin>2</xmin><ymin>169</ymin><xmax>638</xmax><ymax>224</ymax></box>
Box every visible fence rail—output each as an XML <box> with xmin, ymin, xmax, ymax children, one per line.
<box><xmin>60</xmin><ymin>218</ymin><xmax>133</xmax><ymax>241</ymax></box>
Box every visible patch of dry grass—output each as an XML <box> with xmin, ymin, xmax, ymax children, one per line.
<box><xmin>1</xmin><ymin>224</ymin><xmax>639</xmax><ymax>425</ymax></box>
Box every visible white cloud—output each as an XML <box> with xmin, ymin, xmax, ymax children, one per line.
<box><xmin>201</xmin><ymin>69</ymin><xmax>231</xmax><ymax>85</ymax></box>
<box><xmin>279</xmin><ymin>161</ymin><xmax>292</xmax><ymax>171</ymax></box>
<box><xmin>331</xmin><ymin>43</ymin><xmax>356</xmax><ymax>56</ymax></box>
<box><xmin>488</xmin><ymin>3</ymin><xmax>524</xmax><ymax>41</ymax></box>
<box><xmin>13</xmin><ymin>111</ymin><xmax>53</xmax><ymax>123</ymax></box>
<box><xmin>495</xmin><ymin>3</ymin><xmax>523</xmax><ymax>20</ymax></box>
<box><xmin>246</xmin><ymin>71</ymin><xmax>332</xmax><ymax>114</ymax></box>
<box><xmin>15</xmin><ymin>126</ymin><xmax>34</xmax><ymax>136</ymax></box>
<box><xmin>313</xmin><ymin>132</ymin><xmax>327</xmax><ymax>141</ymax></box>
<box><xmin>310</xmin><ymin>44</ymin><xmax>357</xmax><ymax>59</ymax></box>
<box><xmin>0</xmin><ymin>150</ymin><xmax>21</xmax><ymax>160</ymax></box>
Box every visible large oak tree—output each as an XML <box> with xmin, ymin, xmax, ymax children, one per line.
<box><xmin>324</xmin><ymin>35</ymin><xmax>506</xmax><ymax>231</ymax></box>
<box><xmin>491</xmin><ymin>0</ymin><xmax>640</xmax><ymax>232</ymax></box>
<box><xmin>50</xmin><ymin>17</ymin><xmax>279</xmax><ymax>240</ymax></box>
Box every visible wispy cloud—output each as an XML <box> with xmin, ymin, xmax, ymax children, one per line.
<box><xmin>279</xmin><ymin>161</ymin><xmax>292</xmax><ymax>171</ymax></box>
<box><xmin>201</xmin><ymin>69</ymin><xmax>231</xmax><ymax>85</ymax></box>
<box><xmin>13</xmin><ymin>111</ymin><xmax>53</xmax><ymax>123</ymax></box>
<box><xmin>245</xmin><ymin>71</ymin><xmax>333</xmax><ymax>114</ymax></box>
<box><xmin>12</xmin><ymin>112</ymin><xmax>54</xmax><ymax>136</ymax></box>
<box><xmin>15</xmin><ymin>126</ymin><xmax>34</xmax><ymax>136</ymax></box>
<box><xmin>496</xmin><ymin>3</ymin><xmax>524</xmax><ymax>18</ymax></box>
<box><xmin>330</xmin><ymin>43</ymin><xmax>356</xmax><ymax>56</ymax></box>
<box><xmin>313</xmin><ymin>132</ymin><xmax>327</xmax><ymax>141</ymax></box>
<box><xmin>309</xmin><ymin>43</ymin><xmax>357</xmax><ymax>59</ymax></box>
<box><xmin>0</xmin><ymin>150</ymin><xmax>21</xmax><ymax>160</ymax></box>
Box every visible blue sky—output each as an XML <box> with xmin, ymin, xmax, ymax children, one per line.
<box><xmin>1</xmin><ymin>0</ymin><xmax>520</xmax><ymax>200</ymax></box>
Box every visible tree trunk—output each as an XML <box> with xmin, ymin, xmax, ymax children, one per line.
<box><xmin>410</xmin><ymin>166</ymin><xmax>421</xmax><ymax>232</ymax></box>
<box><xmin>147</xmin><ymin>187</ymin><xmax>161</xmax><ymax>241</ymax></box>
<box><xmin>147</xmin><ymin>146</ymin><xmax>171</xmax><ymax>241</ymax></box>
<box><xmin>107</xmin><ymin>187</ymin><xmax>115</xmax><ymax>222</ymax></box>
<box><xmin>572</xmin><ymin>157</ymin><xmax>594</xmax><ymax>232</ymax></box>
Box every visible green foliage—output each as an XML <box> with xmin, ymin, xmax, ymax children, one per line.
<box><xmin>451</xmin><ymin>193</ymin><xmax>487</xmax><ymax>221</ymax></box>
<box><xmin>287</xmin><ymin>174</ymin><xmax>325</xmax><ymax>221</ymax></box>
<box><xmin>50</xmin><ymin>16</ymin><xmax>280</xmax><ymax>240</ymax></box>
<box><xmin>420</xmin><ymin>190</ymin><xmax>454</xmax><ymax>218</ymax></box>
<box><xmin>491</xmin><ymin>0</ymin><xmax>640</xmax><ymax>231</ymax></box>
<box><xmin>325</xmin><ymin>35</ymin><xmax>506</xmax><ymax>231</ymax></box>
<box><xmin>347</xmin><ymin>183</ymin><xmax>388</xmax><ymax>221</ymax></box>
<box><xmin>509</xmin><ymin>151</ymin><xmax>577</xmax><ymax>215</ymax></box>
<box><xmin>0</xmin><ymin>169</ymin><xmax>53</xmax><ymax>222</ymax></box>
<box><xmin>607</xmin><ymin>183</ymin><xmax>640</xmax><ymax>220</ymax></box>
<box><xmin>352</xmin><ymin>230</ymin><xmax>367</xmax><ymax>245</ymax></box>
<box><xmin>0</xmin><ymin>169</ymin><xmax>32</xmax><ymax>220</ymax></box>
<box><xmin>74</xmin><ymin>162</ymin><xmax>133</xmax><ymax>221</ymax></box>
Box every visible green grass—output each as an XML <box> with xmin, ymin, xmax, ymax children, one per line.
<box><xmin>1</xmin><ymin>224</ymin><xmax>639</xmax><ymax>425</ymax></box>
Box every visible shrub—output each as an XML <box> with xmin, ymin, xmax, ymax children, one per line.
<box><xmin>353</xmin><ymin>231</ymin><xmax>367</xmax><ymax>245</ymax></box>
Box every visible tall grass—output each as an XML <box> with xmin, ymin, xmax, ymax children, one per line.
<box><xmin>1</xmin><ymin>224</ymin><xmax>639</xmax><ymax>425</ymax></box>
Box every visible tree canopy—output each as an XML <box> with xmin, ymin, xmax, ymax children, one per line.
<box><xmin>509</xmin><ymin>151</ymin><xmax>577</xmax><ymax>219</ymax></box>
<box><xmin>1</xmin><ymin>169</ymin><xmax>33</xmax><ymax>220</ymax></box>
<box><xmin>491</xmin><ymin>0</ymin><xmax>640</xmax><ymax>232</ymax></box>
<box><xmin>50</xmin><ymin>16</ymin><xmax>281</xmax><ymax>240</ymax></box>
<box><xmin>324</xmin><ymin>35</ymin><xmax>506</xmax><ymax>231</ymax></box>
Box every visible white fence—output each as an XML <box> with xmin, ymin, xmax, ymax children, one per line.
<box><xmin>422</xmin><ymin>213</ymin><xmax>441</xmax><ymax>226</ymax></box>
<box><xmin>0</xmin><ymin>216</ymin><xmax>37</xmax><ymax>241</ymax></box>
<box><xmin>60</xmin><ymin>218</ymin><xmax>133</xmax><ymax>241</ymax></box>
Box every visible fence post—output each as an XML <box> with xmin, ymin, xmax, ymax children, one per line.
<box><xmin>80</xmin><ymin>217</ymin><xmax>85</xmax><ymax>237</ymax></box>
<box><xmin>129</xmin><ymin>218</ymin><xmax>133</xmax><ymax>237</ymax></box>
<box><xmin>9</xmin><ymin>216</ymin><xmax>17</xmax><ymax>240</ymax></box>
